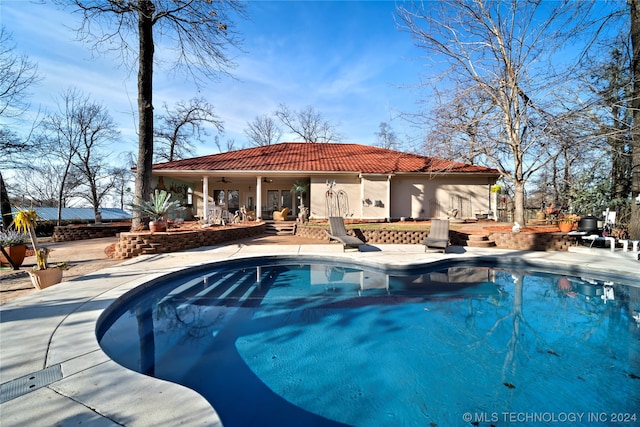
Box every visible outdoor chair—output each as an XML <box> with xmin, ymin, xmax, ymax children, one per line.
<box><xmin>424</xmin><ymin>219</ymin><xmax>450</xmax><ymax>253</ymax></box>
<box><xmin>273</xmin><ymin>207</ymin><xmax>290</xmax><ymax>221</ymax></box>
<box><xmin>325</xmin><ymin>217</ymin><xmax>364</xmax><ymax>251</ymax></box>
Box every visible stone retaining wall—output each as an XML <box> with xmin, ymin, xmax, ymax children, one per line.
<box><xmin>296</xmin><ymin>225</ymin><xmax>466</xmax><ymax>246</ymax></box>
<box><xmin>52</xmin><ymin>225</ymin><xmax>131</xmax><ymax>242</ymax></box>
<box><xmin>489</xmin><ymin>231</ymin><xmax>571</xmax><ymax>251</ymax></box>
<box><xmin>295</xmin><ymin>225</ymin><xmax>570</xmax><ymax>251</ymax></box>
<box><xmin>112</xmin><ymin>223</ymin><xmax>265</xmax><ymax>259</ymax></box>
<box><xmin>59</xmin><ymin>223</ymin><xmax>572</xmax><ymax>258</ymax></box>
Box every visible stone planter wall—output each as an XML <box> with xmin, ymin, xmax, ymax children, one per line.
<box><xmin>294</xmin><ymin>225</ymin><xmax>331</xmax><ymax>241</ymax></box>
<box><xmin>112</xmin><ymin>223</ymin><xmax>265</xmax><ymax>259</ymax></box>
<box><xmin>295</xmin><ymin>225</ymin><xmax>571</xmax><ymax>251</ymax></box>
<box><xmin>52</xmin><ymin>225</ymin><xmax>131</xmax><ymax>242</ymax></box>
<box><xmin>489</xmin><ymin>231</ymin><xmax>571</xmax><ymax>252</ymax></box>
<box><xmin>295</xmin><ymin>225</ymin><xmax>467</xmax><ymax>245</ymax></box>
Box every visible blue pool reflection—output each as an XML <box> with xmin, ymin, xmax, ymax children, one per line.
<box><xmin>98</xmin><ymin>260</ymin><xmax>640</xmax><ymax>426</ymax></box>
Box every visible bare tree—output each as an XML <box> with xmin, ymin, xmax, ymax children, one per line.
<box><xmin>574</xmin><ymin>42</ymin><xmax>634</xmax><ymax>223</ymax></box>
<box><xmin>245</xmin><ymin>114</ymin><xmax>282</xmax><ymax>146</ymax></box>
<box><xmin>374</xmin><ymin>122</ymin><xmax>398</xmax><ymax>150</ymax></box>
<box><xmin>0</xmin><ymin>27</ymin><xmax>40</xmax><ymax>228</ymax></box>
<box><xmin>397</xmin><ymin>0</ymin><xmax>597</xmax><ymax>224</ymax></box>
<box><xmin>42</xmin><ymin>88</ymin><xmax>119</xmax><ymax>223</ymax></box>
<box><xmin>68</xmin><ymin>0</ymin><xmax>245</xmax><ymax>228</ymax></box>
<box><xmin>0</xmin><ymin>26</ymin><xmax>40</xmax><ymax>119</ymax></box>
<box><xmin>629</xmin><ymin>0</ymin><xmax>640</xmax><ymax>239</ymax></box>
<box><xmin>42</xmin><ymin>89</ymin><xmax>86</xmax><ymax>224</ymax></box>
<box><xmin>0</xmin><ymin>128</ymin><xmax>37</xmax><ymax>227</ymax></box>
<box><xmin>110</xmin><ymin>152</ymin><xmax>136</xmax><ymax>211</ymax></box>
<box><xmin>154</xmin><ymin>97</ymin><xmax>223</xmax><ymax>162</ymax></box>
<box><xmin>13</xmin><ymin>161</ymin><xmax>83</xmax><ymax>208</ymax></box>
<box><xmin>422</xmin><ymin>85</ymin><xmax>493</xmax><ymax>164</ymax></box>
<box><xmin>71</xmin><ymin>102</ymin><xmax>120</xmax><ymax>219</ymax></box>
<box><xmin>275</xmin><ymin>104</ymin><xmax>342</xmax><ymax>143</ymax></box>
<box><xmin>213</xmin><ymin>134</ymin><xmax>236</xmax><ymax>152</ymax></box>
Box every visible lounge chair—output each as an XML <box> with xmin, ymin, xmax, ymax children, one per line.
<box><xmin>326</xmin><ymin>217</ymin><xmax>364</xmax><ymax>251</ymax></box>
<box><xmin>424</xmin><ymin>219</ymin><xmax>450</xmax><ymax>253</ymax></box>
<box><xmin>272</xmin><ymin>207</ymin><xmax>290</xmax><ymax>221</ymax></box>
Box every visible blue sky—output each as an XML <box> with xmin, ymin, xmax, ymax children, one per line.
<box><xmin>2</xmin><ymin>0</ymin><xmax>425</xmax><ymax>159</ymax></box>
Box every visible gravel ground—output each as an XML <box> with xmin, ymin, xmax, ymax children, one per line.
<box><xmin>0</xmin><ymin>237</ymin><xmax>121</xmax><ymax>305</ymax></box>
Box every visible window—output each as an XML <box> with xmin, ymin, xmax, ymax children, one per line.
<box><xmin>267</xmin><ymin>190</ymin><xmax>279</xmax><ymax>210</ymax></box>
<box><xmin>214</xmin><ymin>190</ymin><xmax>226</xmax><ymax>206</ymax></box>
<box><xmin>281</xmin><ymin>190</ymin><xmax>292</xmax><ymax>211</ymax></box>
<box><xmin>228</xmin><ymin>190</ymin><xmax>239</xmax><ymax>212</ymax></box>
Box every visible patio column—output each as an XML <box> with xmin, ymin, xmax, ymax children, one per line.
<box><xmin>386</xmin><ymin>175</ymin><xmax>392</xmax><ymax>221</ymax></box>
<box><xmin>256</xmin><ymin>177</ymin><xmax>262</xmax><ymax>220</ymax></box>
<box><xmin>202</xmin><ymin>175</ymin><xmax>209</xmax><ymax>222</ymax></box>
<box><xmin>360</xmin><ymin>176</ymin><xmax>365</xmax><ymax>219</ymax></box>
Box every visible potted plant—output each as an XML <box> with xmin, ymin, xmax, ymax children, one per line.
<box><xmin>131</xmin><ymin>189</ymin><xmax>185</xmax><ymax>232</ymax></box>
<box><xmin>11</xmin><ymin>208</ymin><xmax>65</xmax><ymax>289</ymax></box>
<box><xmin>558</xmin><ymin>214</ymin><xmax>580</xmax><ymax>233</ymax></box>
<box><xmin>0</xmin><ymin>229</ymin><xmax>29</xmax><ymax>270</ymax></box>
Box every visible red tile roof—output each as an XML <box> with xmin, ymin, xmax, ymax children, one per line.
<box><xmin>152</xmin><ymin>143</ymin><xmax>499</xmax><ymax>175</ymax></box>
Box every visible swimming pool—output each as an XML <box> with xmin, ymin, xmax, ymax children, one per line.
<box><xmin>97</xmin><ymin>258</ymin><xmax>640</xmax><ymax>426</ymax></box>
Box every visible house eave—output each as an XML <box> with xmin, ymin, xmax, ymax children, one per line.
<box><xmin>152</xmin><ymin>169</ymin><xmax>368</xmax><ymax>177</ymax></box>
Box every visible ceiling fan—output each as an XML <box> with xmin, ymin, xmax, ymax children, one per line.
<box><xmin>218</xmin><ymin>177</ymin><xmax>231</xmax><ymax>183</ymax></box>
<box><xmin>262</xmin><ymin>177</ymin><xmax>272</xmax><ymax>183</ymax></box>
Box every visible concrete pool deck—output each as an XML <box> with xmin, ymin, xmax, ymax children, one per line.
<box><xmin>1</xmin><ymin>239</ymin><xmax>638</xmax><ymax>426</ymax></box>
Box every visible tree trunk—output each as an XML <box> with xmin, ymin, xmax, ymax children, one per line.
<box><xmin>513</xmin><ymin>180</ymin><xmax>526</xmax><ymax>225</ymax></box>
<box><xmin>630</xmin><ymin>0</ymin><xmax>640</xmax><ymax>239</ymax></box>
<box><xmin>0</xmin><ymin>172</ymin><xmax>12</xmax><ymax>230</ymax></box>
<box><xmin>91</xmin><ymin>184</ymin><xmax>100</xmax><ymax>221</ymax></box>
<box><xmin>133</xmin><ymin>0</ymin><xmax>155</xmax><ymax>230</ymax></box>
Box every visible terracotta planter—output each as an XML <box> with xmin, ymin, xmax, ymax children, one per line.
<box><xmin>149</xmin><ymin>220</ymin><xmax>167</xmax><ymax>233</ymax></box>
<box><xmin>28</xmin><ymin>268</ymin><xmax>63</xmax><ymax>290</ymax></box>
<box><xmin>558</xmin><ymin>221</ymin><xmax>574</xmax><ymax>233</ymax></box>
<box><xmin>0</xmin><ymin>244</ymin><xmax>28</xmax><ymax>269</ymax></box>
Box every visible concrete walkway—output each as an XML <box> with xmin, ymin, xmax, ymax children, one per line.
<box><xmin>0</xmin><ymin>239</ymin><xmax>638</xmax><ymax>426</ymax></box>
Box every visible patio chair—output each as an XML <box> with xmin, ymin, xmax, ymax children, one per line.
<box><xmin>325</xmin><ymin>217</ymin><xmax>364</xmax><ymax>251</ymax></box>
<box><xmin>424</xmin><ymin>219</ymin><xmax>450</xmax><ymax>253</ymax></box>
<box><xmin>273</xmin><ymin>207</ymin><xmax>290</xmax><ymax>221</ymax></box>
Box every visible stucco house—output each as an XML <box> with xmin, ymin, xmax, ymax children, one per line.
<box><xmin>150</xmin><ymin>142</ymin><xmax>500</xmax><ymax>222</ymax></box>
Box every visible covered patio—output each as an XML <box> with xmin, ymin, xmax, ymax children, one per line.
<box><xmin>150</xmin><ymin>143</ymin><xmax>501</xmax><ymax>223</ymax></box>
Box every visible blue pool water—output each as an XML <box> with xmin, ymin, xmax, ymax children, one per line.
<box><xmin>97</xmin><ymin>259</ymin><xmax>640</xmax><ymax>426</ymax></box>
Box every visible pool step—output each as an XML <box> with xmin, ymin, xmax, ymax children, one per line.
<box><xmin>264</xmin><ymin>220</ymin><xmax>296</xmax><ymax>235</ymax></box>
<box><xmin>464</xmin><ymin>234</ymin><xmax>496</xmax><ymax>248</ymax></box>
<box><xmin>163</xmin><ymin>266</ymin><xmax>283</xmax><ymax>308</ymax></box>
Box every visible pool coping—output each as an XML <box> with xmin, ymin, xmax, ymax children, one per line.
<box><xmin>1</xmin><ymin>243</ymin><xmax>638</xmax><ymax>426</ymax></box>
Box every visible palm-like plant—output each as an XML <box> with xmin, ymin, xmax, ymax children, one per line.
<box><xmin>10</xmin><ymin>208</ymin><xmax>51</xmax><ymax>270</ymax></box>
<box><xmin>131</xmin><ymin>189</ymin><xmax>185</xmax><ymax>222</ymax></box>
<box><xmin>291</xmin><ymin>181</ymin><xmax>309</xmax><ymax>206</ymax></box>
<box><xmin>11</xmin><ymin>208</ymin><xmax>39</xmax><ymax>250</ymax></box>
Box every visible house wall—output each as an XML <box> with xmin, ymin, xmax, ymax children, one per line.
<box><xmin>155</xmin><ymin>173</ymin><xmax>495</xmax><ymax>222</ymax></box>
<box><xmin>309</xmin><ymin>175</ymin><xmax>361</xmax><ymax>219</ymax></box>
<box><xmin>360</xmin><ymin>175</ymin><xmax>389</xmax><ymax>219</ymax></box>
<box><xmin>390</xmin><ymin>175</ymin><xmax>492</xmax><ymax>220</ymax></box>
